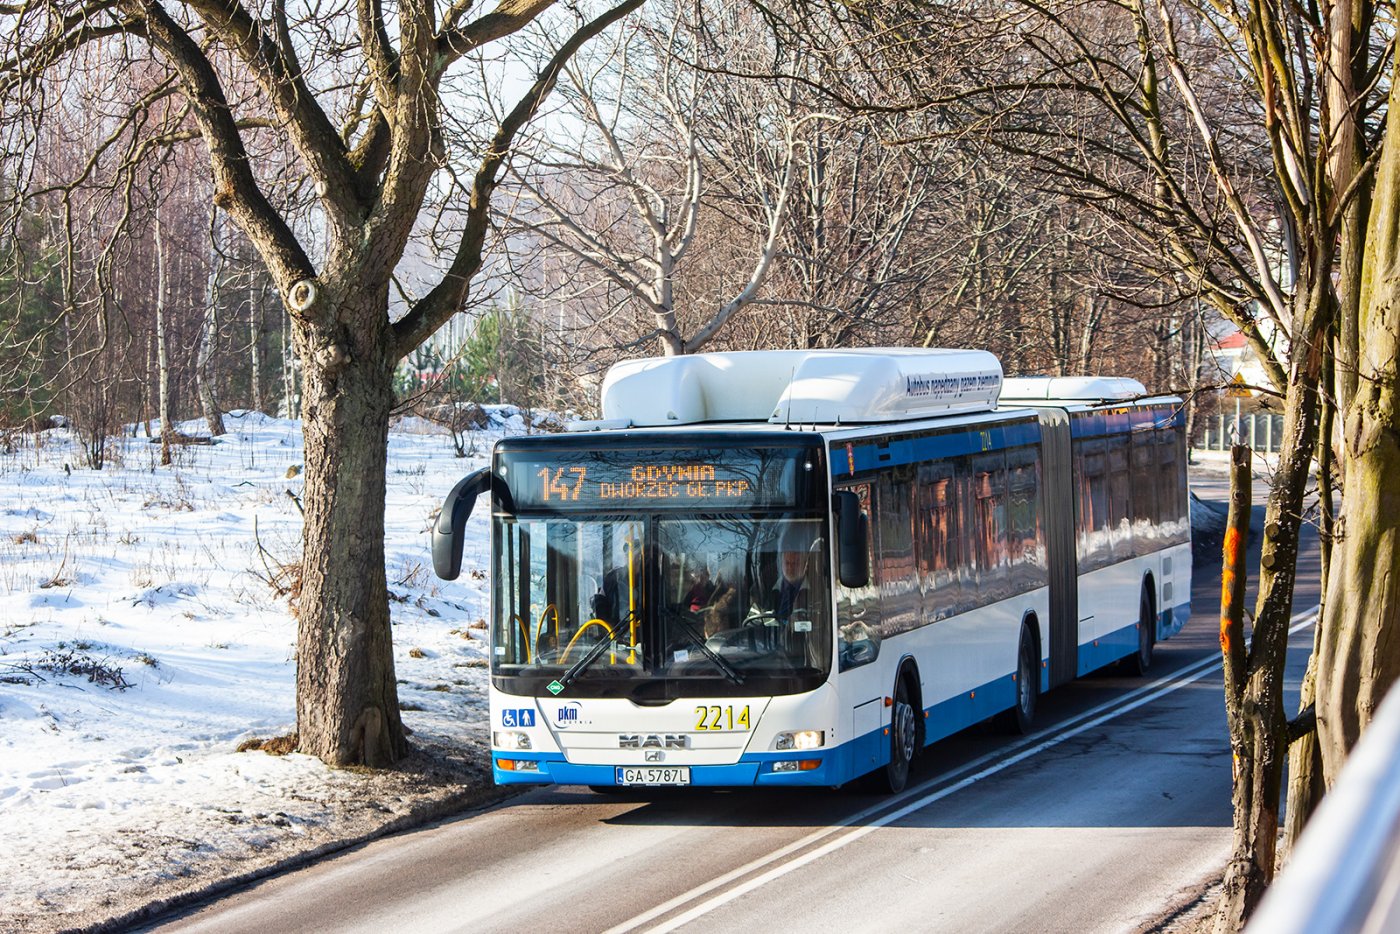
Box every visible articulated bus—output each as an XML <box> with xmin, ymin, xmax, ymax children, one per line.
<box><xmin>432</xmin><ymin>349</ymin><xmax>1191</xmax><ymax>793</ymax></box>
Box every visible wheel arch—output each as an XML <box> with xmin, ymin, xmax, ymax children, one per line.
<box><xmin>1019</xmin><ymin>609</ymin><xmax>1043</xmax><ymax>690</ymax></box>
<box><xmin>1019</xmin><ymin>609</ymin><xmax>1043</xmax><ymax>658</ymax></box>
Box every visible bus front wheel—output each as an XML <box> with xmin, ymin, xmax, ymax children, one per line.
<box><xmin>880</xmin><ymin>677</ymin><xmax>917</xmax><ymax>794</ymax></box>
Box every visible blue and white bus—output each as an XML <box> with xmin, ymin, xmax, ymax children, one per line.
<box><xmin>432</xmin><ymin>349</ymin><xmax>1191</xmax><ymax>793</ymax></box>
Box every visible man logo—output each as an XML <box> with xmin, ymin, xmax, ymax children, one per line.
<box><xmin>619</xmin><ymin>734</ymin><xmax>687</xmax><ymax>749</ymax></box>
<box><xmin>645</xmin><ymin>750</ymin><xmax>665</xmax><ymax>763</ymax></box>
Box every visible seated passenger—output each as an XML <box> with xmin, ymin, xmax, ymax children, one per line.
<box><xmin>700</xmin><ymin>586</ymin><xmax>738</xmax><ymax>639</ymax></box>
<box><xmin>774</xmin><ymin>548</ymin><xmax>809</xmax><ymax>623</ymax></box>
<box><xmin>682</xmin><ymin>565</ymin><xmax>717</xmax><ymax>613</ymax></box>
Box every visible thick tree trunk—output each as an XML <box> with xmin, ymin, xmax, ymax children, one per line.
<box><xmin>293</xmin><ymin>285</ymin><xmax>407</xmax><ymax>767</ymax></box>
<box><xmin>1283</xmin><ymin>381</ymin><xmax>1336</xmax><ymax>855</ymax></box>
<box><xmin>1315</xmin><ymin>400</ymin><xmax>1400</xmax><ymax>773</ymax></box>
<box><xmin>1314</xmin><ymin>38</ymin><xmax>1400</xmax><ymax>793</ymax></box>
<box><xmin>1214</xmin><ymin>445</ymin><xmax>1277</xmax><ymax>931</ymax></box>
<box><xmin>1214</xmin><ymin>290</ymin><xmax>1328</xmax><ymax>931</ymax></box>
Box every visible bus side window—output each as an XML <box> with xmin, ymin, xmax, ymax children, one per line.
<box><xmin>1130</xmin><ymin>431</ymin><xmax>1159</xmax><ymax>554</ymax></box>
<box><xmin>1006</xmin><ymin>447</ymin><xmax>1041</xmax><ymax>591</ymax></box>
<box><xmin>878</xmin><ymin>468</ymin><xmax>917</xmax><ymax>635</ymax></box>
<box><xmin>1106</xmin><ymin>435</ymin><xmax>1132</xmax><ymax>559</ymax></box>
<box><xmin>971</xmin><ymin>452</ymin><xmax>1008</xmax><ymax>605</ymax></box>
<box><xmin>917</xmin><ymin>463</ymin><xmax>961</xmax><ymax>621</ymax></box>
<box><xmin>1157</xmin><ymin>427</ymin><xmax>1187</xmax><ymax>542</ymax></box>
<box><xmin>836</xmin><ymin>482</ymin><xmax>881</xmax><ymax>670</ymax></box>
<box><xmin>1076</xmin><ymin>438</ymin><xmax>1110</xmax><ymax>572</ymax></box>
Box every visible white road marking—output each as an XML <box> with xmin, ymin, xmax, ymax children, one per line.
<box><xmin>606</xmin><ymin>606</ymin><xmax>1321</xmax><ymax>934</ymax></box>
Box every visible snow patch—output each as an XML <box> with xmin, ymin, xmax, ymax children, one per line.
<box><xmin>0</xmin><ymin>409</ymin><xmax>528</xmax><ymax>928</ymax></box>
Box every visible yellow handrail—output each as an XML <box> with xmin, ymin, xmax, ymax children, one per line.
<box><xmin>626</xmin><ymin>538</ymin><xmax>638</xmax><ymax>664</ymax></box>
<box><xmin>534</xmin><ymin>603</ymin><xmax>559</xmax><ymax>656</ymax></box>
<box><xmin>509</xmin><ymin>614</ymin><xmax>533</xmax><ymax>663</ymax></box>
<box><xmin>560</xmin><ymin>618</ymin><xmax>616</xmax><ymax>663</ymax></box>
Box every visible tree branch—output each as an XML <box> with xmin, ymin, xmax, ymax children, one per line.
<box><xmin>394</xmin><ymin>0</ymin><xmax>645</xmax><ymax>357</ymax></box>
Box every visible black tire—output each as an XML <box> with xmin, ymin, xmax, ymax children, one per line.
<box><xmin>1126</xmin><ymin>586</ymin><xmax>1156</xmax><ymax>676</ymax></box>
<box><xmin>1007</xmin><ymin>625</ymin><xmax>1038</xmax><ymax>735</ymax></box>
<box><xmin>880</xmin><ymin>676</ymin><xmax>918</xmax><ymax>794</ymax></box>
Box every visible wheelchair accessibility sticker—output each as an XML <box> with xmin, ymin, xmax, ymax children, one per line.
<box><xmin>501</xmin><ymin>708</ymin><xmax>536</xmax><ymax>728</ymax></box>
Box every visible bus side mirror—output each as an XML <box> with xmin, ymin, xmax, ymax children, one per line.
<box><xmin>433</xmin><ymin>468</ymin><xmax>490</xmax><ymax>581</ymax></box>
<box><xmin>834</xmin><ymin>490</ymin><xmax>869</xmax><ymax>589</ymax></box>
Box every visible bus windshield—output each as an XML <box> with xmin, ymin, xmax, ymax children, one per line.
<box><xmin>491</xmin><ymin>513</ymin><xmax>832</xmax><ymax>699</ymax></box>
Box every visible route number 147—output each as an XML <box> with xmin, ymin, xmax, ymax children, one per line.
<box><xmin>537</xmin><ymin>466</ymin><xmax>586</xmax><ymax>501</ymax></box>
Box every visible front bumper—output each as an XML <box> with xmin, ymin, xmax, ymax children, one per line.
<box><xmin>492</xmin><ymin>751</ymin><xmax>839</xmax><ymax>787</ymax></box>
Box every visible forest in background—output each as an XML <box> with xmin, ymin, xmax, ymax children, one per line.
<box><xmin>0</xmin><ymin>1</ymin><xmax>1214</xmax><ymax>454</ymax></box>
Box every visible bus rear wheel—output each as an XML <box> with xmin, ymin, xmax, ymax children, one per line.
<box><xmin>1126</xmin><ymin>587</ymin><xmax>1156</xmax><ymax>676</ymax></box>
<box><xmin>1006</xmin><ymin>625</ymin><xmax>1038</xmax><ymax>735</ymax></box>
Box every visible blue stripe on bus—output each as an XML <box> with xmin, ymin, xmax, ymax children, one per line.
<box><xmin>494</xmin><ymin>605</ymin><xmax>1192</xmax><ymax>790</ymax></box>
<box><xmin>1069</xmin><ymin>406</ymin><xmax>1186</xmax><ymax>439</ymax></box>
<box><xmin>923</xmin><ymin>673</ymin><xmax>1020</xmax><ymax>747</ymax></box>
<box><xmin>1077</xmin><ymin>621</ymin><xmax>1142</xmax><ymax>676</ymax></box>
<box><xmin>832</xmin><ymin>421</ymin><xmax>1042</xmax><ymax>477</ymax></box>
<box><xmin>1076</xmin><ymin>601</ymin><xmax>1188</xmax><ymax>675</ymax></box>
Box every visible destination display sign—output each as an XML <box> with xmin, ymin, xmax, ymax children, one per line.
<box><xmin>499</xmin><ymin>447</ymin><xmax>815</xmax><ymax>511</ymax></box>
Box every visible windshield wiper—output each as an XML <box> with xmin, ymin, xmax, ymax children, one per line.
<box><xmin>664</xmin><ymin>608</ymin><xmax>744</xmax><ymax>685</ymax></box>
<box><xmin>556</xmin><ymin>616</ymin><xmax>639</xmax><ymax>690</ymax></box>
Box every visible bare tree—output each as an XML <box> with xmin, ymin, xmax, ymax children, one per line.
<box><xmin>1</xmin><ymin>0</ymin><xmax>644</xmax><ymax>767</ymax></box>
<box><xmin>500</xmin><ymin>6</ymin><xmax>821</xmax><ymax>357</ymax></box>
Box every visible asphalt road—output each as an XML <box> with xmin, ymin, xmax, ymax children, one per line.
<box><xmin>145</xmin><ymin>462</ymin><xmax>1322</xmax><ymax>934</ymax></box>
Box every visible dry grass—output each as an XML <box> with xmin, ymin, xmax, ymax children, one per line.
<box><xmin>236</xmin><ymin>733</ymin><xmax>298</xmax><ymax>756</ymax></box>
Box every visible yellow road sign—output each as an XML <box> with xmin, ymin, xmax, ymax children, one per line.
<box><xmin>1224</xmin><ymin>373</ymin><xmax>1253</xmax><ymax>398</ymax></box>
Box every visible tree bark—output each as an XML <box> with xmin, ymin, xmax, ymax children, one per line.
<box><xmin>1283</xmin><ymin>374</ymin><xmax>1337</xmax><ymax>855</ymax></box>
<box><xmin>1214</xmin><ymin>284</ymin><xmax>1328</xmax><ymax>929</ymax></box>
<box><xmin>293</xmin><ymin>284</ymin><xmax>406</xmax><ymax>767</ymax></box>
<box><xmin>1214</xmin><ymin>445</ymin><xmax>1269</xmax><ymax>930</ymax></box>
<box><xmin>1315</xmin><ymin>48</ymin><xmax>1400</xmax><ymax>779</ymax></box>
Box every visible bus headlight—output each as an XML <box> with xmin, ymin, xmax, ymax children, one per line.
<box><xmin>493</xmin><ymin>730</ymin><xmax>532</xmax><ymax>751</ymax></box>
<box><xmin>775</xmin><ymin>730</ymin><xmax>824</xmax><ymax>750</ymax></box>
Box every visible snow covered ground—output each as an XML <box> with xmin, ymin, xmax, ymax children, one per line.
<box><xmin>0</xmin><ymin>410</ymin><xmax>523</xmax><ymax>932</ymax></box>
